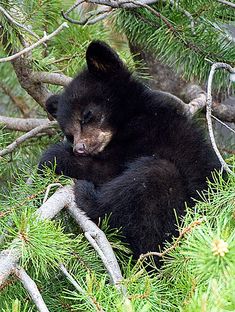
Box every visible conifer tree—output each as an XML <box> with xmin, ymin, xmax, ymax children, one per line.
<box><xmin>0</xmin><ymin>1</ymin><xmax>235</xmax><ymax>311</ymax></box>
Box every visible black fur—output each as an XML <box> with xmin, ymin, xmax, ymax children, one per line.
<box><xmin>39</xmin><ymin>41</ymin><xmax>220</xmax><ymax>260</ymax></box>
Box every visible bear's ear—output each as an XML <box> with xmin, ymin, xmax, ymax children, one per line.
<box><xmin>45</xmin><ymin>94</ymin><xmax>60</xmax><ymax>118</ymax></box>
<box><xmin>86</xmin><ymin>41</ymin><xmax>127</xmax><ymax>76</ymax></box>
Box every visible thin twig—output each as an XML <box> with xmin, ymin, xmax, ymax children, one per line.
<box><xmin>217</xmin><ymin>0</ymin><xmax>235</xmax><ymax>8</ymax></box>
<box><xmin>64</xmin><ymin>0</ymin><xmax>85</xmax><ymax>15</ymax></box>
<box><xmin>43</xmin><ymin>183</ymin><xmax>63</xmax><ymax>203</ymax></box>
<box><xmin>206</xmin><ymin>62</ymin><xmax>235</xmax><ymax>176</ymax></box>
<box><xmin>59</xmin><ymin>264</ymin><xmax>85</xmax><ymax>294</ymax></box>
<box><xmin>0</xmin><ymin>121</ymin><xmax>57</xmax><ymax>157</ymax></box>
<box><xmin>59</xmin><ymin>264</ymin><xmax>105</xmax><ymax>312</ymax></box>
<box><xmin>62</xmin><ymin>7</ymin><xmax>113</xmax><ymax>25</ymax></box>
<box><xmin>170</xmin><ymin>0</ymin><xmax>195</xmax><ymax>35</ymax></box>
<box><xmin>0</xmin><ymin>5</ymin><xmax>40</xmax><ymax>40</ymax></box>
<box><xmin>85</xmin><ymin>231</ymin><xmax>113</xmax><ymax>275</ymax></box>
<box><xmin>0</xmin><ymin>22</ymin><xmax>68</xmax><ymax>63</ymax></box>
<box><xmin>83</xmin><ymin>0</ymin><xmax>157</xmax><ymax>8</ymax></box>
<box><xmin>138</xmin><ymin>218</ymin><xmax>204</xmax><ymax>262</ymax></box>
<box><xmin>14</xmin><ymin>266</ymin><xmax>49</xmax><ymax>312</ymax></box>
<box><xmin>211</xmin><ymin>115</ymin><xmax>235</xmax><ymax>135</ymax></box>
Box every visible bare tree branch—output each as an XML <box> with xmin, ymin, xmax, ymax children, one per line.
<box><xmin>67</xmin><ymin>200</ymin><xmax>124</xmax><ymax>290</ymax></box>
<box><xmin>59</xmin><ymin>264</ymin><xmax>105</xmax><ymax>312</ymax></box>
<box><xmin>0</xmin><ymin>115</ymin><xmax>56</xmax><ymax>132</ymax></box>
<box><xmin>183</xmin><ymin>84</ymin><xmax>207</xmax><ymax>115</ymax></box>
<box><xmin>0</xmin><ymin>249</ymin><xmax>21</xmax><ymax>287</ymax></box>
<box><xmin>0</xmin><ymin>18</ymin><xmax>69</xmax><ymax>109</ymax></box>
<box><xmin>11</xmin><ymin>57</ymin><xmax>53</xmax><ymax>109</ymax></box>
<box><xmin>211</xmin><ymin>114</ymin><xmax>235</xmax><ymax>135</ymax></box>
<box><xmin>43</xmin><ymin>183</ymin><xmax>63</xmax><ymax>203</ymax></box>
<box><xmin>64</xmin><ymin>0</ymin><xmax>86</xmax><ymax>15</ymax></box>
<box><xmin>0</xmin><ymin>22</ymin><xmax>68</xmax><ymax>63</ymax></box>
<box><xmin>183</xmin><ymin>84</ymin><xmax>235</xmax><ymax>123</ymax></box>
<box><xmin>212</xmin><ymin>102</ymin><xmax>235</xmax><ymax>123</ymax></box>
<box><xmin>14</xmin><ymin>266</ymin><xmax>50</xmax><ymax>312</ymax></box>
<box><xmin>31</xmin><ymin>72</ymin><xmax>72</xmax><ymax>87</ymax></box>
<box><xmin>206</xmin><ymin>62</ymin><xmax>235</xmax><ymax>176</ymax></box>
<box><xmin>0</xmin><ymin>121</ymin><xmax>57</xmax><ymax>157</ymax></box>
<box><xmin>62</xmin><ymin>7</ymin><xmax>113</xmax><ymax>25</ymax></box>
<box><xmin>62</xmin><ymin>0</ymin><xmax>195</xmax><ymax>34</ymax></box>
<box><xmin>217</xmin><ymin>0</ymin><xmax>235</xmax><ymax>8</ymax></box>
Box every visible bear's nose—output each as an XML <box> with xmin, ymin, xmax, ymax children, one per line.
<box><xmin>73</xmin><ymin>143</ymin><xmax>86</xmax><ymax>155</ymax></box>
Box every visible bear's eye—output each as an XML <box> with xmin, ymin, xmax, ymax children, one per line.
<box><xmin>82</xmin><ymin>110</ymin><xmax>93</xmax><ymax>125</ymax></box>
<box><xmin>66</xmin><ymin>134</ymin><xmax>74</xmax><ymax>143</ymax></box>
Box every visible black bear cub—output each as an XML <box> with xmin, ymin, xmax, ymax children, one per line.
<box><xmin>39</xmin><ymin>41</ymin><xmax>220</xmax><ymax>260</ymax></box>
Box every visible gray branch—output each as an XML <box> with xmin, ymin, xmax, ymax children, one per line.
<box><xmin>14</xmin><ymin>266</ymin><xmax>50</xmax><ymax>312</ymax></box>
<box><xmin>0</xmin><ymin>116</ymin><xmax>56</xmax><ymax>132</ymax></box>
<box><xmin>0</xmin><ymin>121</ymin><xmax>57</xmax><ymax>157</ymax></box>
<box><xmin>32</xmin><ymin>72</ymin><xmax>72</xmax><ymax>87</ymax></box>
<box><xmin>206</xmin><ymin>62</ymin><xmax>235</xmax><ymax>176</ymax></box>
<box><xmin>0</xmin><ymin>23</ymin><xmax>68</xmax><ymax>63</ymax></box>
<box><xmin>67</xmin><ymin>199</ymin><xmax>124</xmax><ymax>290</ymax></box>
<box><xmin>217</xmin><ymin>0</ymin><xmax>235</xmax><ymax>8</ymax></box>
<box><xmin>59</xmin><ymin>264</ymin><xmax>105</xmax><ymax>312</ymax></box>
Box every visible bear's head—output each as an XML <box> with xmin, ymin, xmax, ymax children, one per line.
<box><xmin>46</xmin><ymin>41</ymin><xmax>133</xmax><ymax>156</ymax></box>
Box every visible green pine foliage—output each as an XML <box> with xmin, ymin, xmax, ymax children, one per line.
<box><xmin>1</xmin><ymin>128</ymin><xmax>235</xmax><ymax>311</ymax></box>
<box><xmin>115</xmin><ymin>0</ymin><xmax>235</xmax><ymax>94</ymax></box>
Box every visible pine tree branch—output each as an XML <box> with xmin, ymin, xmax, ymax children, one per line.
<box><xmin>0</xmin><ymin>5</ymin><xmax>40</xmax><ymax>40</ymax></box>
<box><xmin>0</xmin><ymin>185</ymin><xmax>125</xmax><ymax>293</ymax></box>
<box><xmin>0</xmin><ymin>116</ymin><xmax>56</xmax><ymax>132</ymax></box>
<box><xmin>0</xmin><ymin>185</ymin><xmax>73</xmax><ymax>286</ymax></box>
<box><xmin>0</xmin><ymin>121</ymin><xmax>57</xmax><ymax>157</ymax></box>
<box><xmin>206</xmin><ymin>62</ymin><xmax>235</xmax><ymax>176</ymax></box>
<box><xmin>14</xmin><ymin>266</ymin><xmax>50</xmax><ymax>312</ymax></box>
<box><xmin>59</xmin><ymin>264</ymin><xmax>105</xmax><ymax>312</ymax></box>
<box><xmin>0</xmin><ymin>22</ymin><xmax>68</xmax><ymax>63</ymax></box>
<box><xmin>64</xmin><ymin>0</ymin><xmax>157</xmax><ymax>11</ymax></box>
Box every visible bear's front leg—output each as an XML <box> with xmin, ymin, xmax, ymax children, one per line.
<box><xmin>74</xmin><ymin>180</ymin><xmax>98</xmax><ymax>217</ymax></box>
<box><xmin>38</xmin><ymin>141</ymin><xmax>80</xmax><ymax>178</ymax></box>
